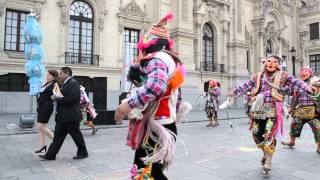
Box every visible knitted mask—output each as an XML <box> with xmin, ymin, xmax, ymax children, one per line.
<box><xmin>265</xmin><ymin>57</ymin><xmax>280</xmax><ymax>73</ymax></box>
<box><xmin>300</xmin><ymin>68</ymin><xmax>312</xmax><ymax>81</ymax></box>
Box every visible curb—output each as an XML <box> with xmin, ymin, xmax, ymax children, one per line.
<box><xmin>0</xmin><ymin>116</ymin><xmax>249</xmax><ymax>136</ymax></box>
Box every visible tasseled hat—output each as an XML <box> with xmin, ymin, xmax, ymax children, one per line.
<box><xmin>137</xmin><ymin>13</ymin><xmax>174</xmax><ymax>50</ymax></box>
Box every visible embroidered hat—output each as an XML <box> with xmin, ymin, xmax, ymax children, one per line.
<box><xmin>137</xmin><ymin>13</ymin><xmax>174</xmax><ymax>50</ymax></box>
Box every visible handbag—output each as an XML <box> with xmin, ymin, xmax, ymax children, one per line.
<box><xmin>126</xmin><ymin>119</ymin><xmax>147</xmax><ymax>149</ymax></box>
<box><xmin>126</xmin><ymin>102</ymin><xmax>159</xmax><ymax>149</ymax></box>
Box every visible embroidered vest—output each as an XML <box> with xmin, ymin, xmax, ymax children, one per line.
<box><xmin>252</xmin><ymin>70</ymin><xmax>288</xmax><ymax>102</ymax></box>
<box><xmin>141</xmin><ymin>52</ymin><xmax>184</xmax><ymax>124</ymax></box>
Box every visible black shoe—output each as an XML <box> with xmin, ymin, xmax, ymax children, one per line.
<box><xmin>73</xmin><ymin>154</ymin><xmax>88</xmax><ymax>160</ymax></box>
<box><xmin>39</xmin><ymin>154</ymin><xmax>55</xmax><ymax>160</ymax></box>
<box><xmin>34</xmin><ymin>145</ymin><xmax>47</xmax><ymax>153</ymax></box>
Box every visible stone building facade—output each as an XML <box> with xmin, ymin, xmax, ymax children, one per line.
<box><xmin>0</xmin><ymin>0</ymin><xmax>320</xmax><ymax>113</ymax></box>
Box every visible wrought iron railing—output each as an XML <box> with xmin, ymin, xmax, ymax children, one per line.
<box><xmin>65</xmin><ymin>52</ymin><xmax>99</xmax><ymax>66</ymax></box>
<box><xmin>201</xmin><ymin>62</ymin><xmax>225</xmax><ymax>73</ymax></box>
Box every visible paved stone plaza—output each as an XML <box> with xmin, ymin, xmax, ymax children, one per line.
<box><xmin>0</xmin><ymin>110</ymin><xmax>319</xmax><ymax>180</ymax></box>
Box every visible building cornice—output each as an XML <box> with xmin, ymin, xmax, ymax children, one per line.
<box><xmin>204</xmin><ymin>0</ymin><xmax>231</xmax><ymax>7</ymax></box>
<box><xmin>171</xmin><ymin>29</ymin><xmax>197</xmax><ymax>40</ymax></box>
<box><xmin>299</xmin><ymin>11</ymin><xmax>320</xmax><ymax>18</ymax></box>
<box><xmin>0</xmin><ymin>61</ymin><xmax>122</xmax><ymax>75</ymax></box>
<box><xmin>251</xmin><ymin>17</ymin><xmax>265</xmax><ymax>26</ymax></box>
<box><xmin>32</xmin><ymin>0</ymin><xmax>46</xmax><ymax>3</ymax></box>
<box><xmin>5</xmin><ymin>51</ymin><xmax>25</xmax><ymax>59</ymax></box>
<box><xmin>227</xmin><ymin>42</ymin><xmax>251</xmax><ymax>49</ymax></box>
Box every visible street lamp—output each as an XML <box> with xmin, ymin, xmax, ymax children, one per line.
<box><xmin>290</xmin><ymin>47</ymin><xmax>296</xmax><ymax>76</ymax></box>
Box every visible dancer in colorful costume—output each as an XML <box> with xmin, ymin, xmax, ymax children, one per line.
<box><xmin>80</xmin><ymin>85</ymin><xmax>98</xmax><ymax>135</ymax></box>
<box><xmin>115</xmin><ymin>13</ymin><xmax>186</xmax><ymax>180</ymax></box>
<box><xmin>228</xmin><ymin>55</ymin><xmax>314</xmax><ymax>175</ymax></box>
<box><xmin>282</xmin><ymin>67</ymin><xmax>320</xmax><ymax>153</ymax></box>
<box><xmin>205</xmin><ymin>80</ymin><xmax>221</xmax><ymax>127</ymax></box>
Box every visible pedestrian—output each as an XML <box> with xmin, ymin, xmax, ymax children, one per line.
<box><xmin>34</xmin><ymin>70</ymin><xmax>58</xmax><ymax>153</ymax></box>
<box><xmin>282</xmin><ymin>67</ymin><xmax>320</xmax><ymax>153</ymax></box>
<box><xmin>39</xmin><ymin>67</ymin><xmax>88</xmax><ymax>160</ymax></box>
<box><xmin>205</xmin><ymin>80</ymin><xmax>221</xmax><ymax>127</ymax></box>
<box><xmin>115</xmin><ymin>13</ymin><xmax>185</xmax><ymax>179</ymax></box>
<box><xmin>228</xmin><ymin>55</ymin><xmax>315</xmax><ymax>175</ymax></box>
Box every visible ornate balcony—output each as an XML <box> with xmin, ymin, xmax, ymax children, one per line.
<box><xmin>65</xmin><ymin>52</ymin><xmax>99</xmax><ymax>66</ymax></box>
<box><xmin>201</xmin><ymin>62</ymin><xmax>225</xmax><ymax>73</ymax></box>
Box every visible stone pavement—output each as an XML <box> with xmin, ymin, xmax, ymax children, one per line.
<box><xmin>0</xmin><ymin>112</ymin><xmax>319</xmax><ymax>180</ymax></box>
<box><xmin>0</xmin><ymin>109</ymin><xmax>248</xmax><ymax>136</ymax></box>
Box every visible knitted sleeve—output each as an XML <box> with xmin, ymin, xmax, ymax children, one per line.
<box><xmin>233</xmin><ymin>78</ymin><xmax>256</xmax><ymax>96</ymax></box>
<box><xmin>128</xmin><ymin>58</ymin><xmax>168</xmax><ymax>109</ymax></box>
<box><xmin>285</xmin><ymin>75</ymin><xmax>311</xmax><ymax>95</ymax></box>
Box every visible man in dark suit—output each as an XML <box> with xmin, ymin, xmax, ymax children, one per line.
<box><xmin>39</xmin><ymin>67</ymin><xmax>88</xmax><ymax>160</ymax></box>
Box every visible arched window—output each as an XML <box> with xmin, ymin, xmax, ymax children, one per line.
<box><xmin>67</xmin><ymin>0</ymin><xmax>95</xmax><ymax>65</ymax></box>
<box><xmin>202</xmin><ymin>23</ymin><xmax>214</xmax><ymax>71</ymax></box>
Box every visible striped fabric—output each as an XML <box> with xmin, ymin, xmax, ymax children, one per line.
<box><xmin>128</xmin><ymin>58</ymin><xmax>169</xmax><ymax>109</ymax></box>
<box><xmin>233</xmin><ymin>74</ymin><xmax>311</xmax><ymax>104</ymax></box>
<box><xmin>209</xmin><ymin>87</ymin><xmax>221</xmax><ymax>97</ymax></box>
<box><xmin>294</xmin><ymin>79</ymin><xmax>315</xmax><ymax>106</ymax></box>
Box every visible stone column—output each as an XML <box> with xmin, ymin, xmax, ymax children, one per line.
<box><xmin>251</xmin><ymin>17</ymin><xmax>265</xmax><ymax>73</ymax></box>
<box><xmin>169</xmin><ymin>0</ymin><xmax>196</xmax><ymax>71</ymax></box>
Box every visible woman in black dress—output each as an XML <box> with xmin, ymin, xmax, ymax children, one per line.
<box><xmin>34</xmin><ymin>70</ymin><xmax>59</xmax><ymax>153</ymax></box>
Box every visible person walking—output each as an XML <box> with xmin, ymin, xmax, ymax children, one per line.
<box><xmin>34</xmin><ymin>70</ymin><xmax>58</xmax><ymax>153</ymax></box>
<box><xmin>39</xmin><ymin>67</ymin><xmax>88</xmax><ymax>160</ymax></box>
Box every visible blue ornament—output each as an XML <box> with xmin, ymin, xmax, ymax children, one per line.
<box><xmin>24</xmin><ymin>12</ymin><xmax>45</xmax><ymax>96</ymax></box>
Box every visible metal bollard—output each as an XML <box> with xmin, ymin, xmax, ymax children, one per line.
<box><xmin>19</xmin><ymin>114</ymin><xmax>35</xmax><ymax>128</ymax></box>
